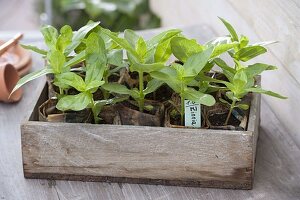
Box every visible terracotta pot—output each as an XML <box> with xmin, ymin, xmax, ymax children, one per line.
<box><xmin>0</xmin><ymin>40</ymin><xmax>32</xmax><ymax>76</ymax></box>
<box><xmin>0</xmin><ymin>63</ymin><xmax>23</xmax><ymax>102</ymax></box>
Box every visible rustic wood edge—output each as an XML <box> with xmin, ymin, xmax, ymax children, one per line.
<box><xmin>23</xmin><ymin>172</ymin><xmax>252</xmax><ymax>190</ymax></box>
<box><xmin>247</xmin><ymin>76</ymin><xmax>261</xmax><ymax>188</ymax></box>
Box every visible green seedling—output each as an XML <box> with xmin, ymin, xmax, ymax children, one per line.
<box><xmin>151</xmin><ymin>47</ymin><xmax>216</xmax><ymax>125</ymax></box>
<box><xmin>55</xmin><ymin>33</ymin><xmax>126</xmax><ymax>123</ymax></box>
<box><xmin>196</xmin><ymin>18</ymin><xmax>286</xmax><ymax>125</ymax></box>
<box><xmin>201</xmin><ymin>67</ymin><xmax>286</xmax><ymax>125</ymax></box>
<box><xmin>12</xmin><ymin>21</ymin><xmax>100</xmax><ymax>95</ymax></box>
<box><xmin>101</xmin><ymin>28</ymin><xmax>181</xmax><ymax>111</ymax></box>
<box><xmin>217</xmin><ymin>17</ymin><xmax>277</xmax><ymax>70</ymax></box>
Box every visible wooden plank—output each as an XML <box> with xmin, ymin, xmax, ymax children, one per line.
<box><xmin>247</xmin><ymin>77</ymin><xmax>261</xmax><ymax>178</ymax></box>
<box><xmin>22</xmin><ymin>121</ymin><xmax>254</xmax><ymax>189</ymax></box>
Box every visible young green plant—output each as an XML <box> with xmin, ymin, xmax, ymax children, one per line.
<box><xmin>201</xmin><ymin>63</ymin><xmax>287</xmax><ymax>125</ymax></box>
<box><xmin>11</xmin><ymin>21</ymin><xmax>100</xmax><ymax>95</ymax></box>
<box><xmin>55</xmin><ymin>33</ymin><xmax>123</xmax><ymax>123</ymax></box>
<box><xmin>210</xmin><ymin>17</ymin><xmax>285</xmax><ymax>125</ymax></box>
<box><xmin>151</xmin><ymin>47</ymin><xmax>216</xmax><ymax>125</ymax></box>
<box><xmin>101</xmin><ymin>28</ymin><xmax>181</xmax><ymax>111</ymax></box>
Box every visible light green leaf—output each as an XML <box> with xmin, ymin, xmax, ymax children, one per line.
<box><xmin>172</xmin><ymin>63</ymin><xmax>185</xmax><ymax>78</ymax></box>
<box><xmin>245</xmin><ymin>87</ymin><xmax>287</xmax><ymax>99</ymax></box>
<box><xmin>107</xmin><ymin>49</ymin><xmax>125</xmax><ymax>67</ymax></box>
<box><xmin>65</xmin><ymin>21</ymin><xmax>100</xmax><ymax>55</ymax></box>
<box><xmin>183</xmin><ymin>87</ymin><xmax>216</xmax><ymax>106</ymax></box>
<box><xmin>218</xmin><ymin>17</ymin><xmax>239</xmax><ymax>42</ymax></box>
<box><xmin>214</xmin><ymin>58</ymin><xmax>235</xmax><ymax>81</ymax></box>
<box><xmin>235</xmin><ymin>103</ymin><xmax>249</xmax><ymax>110</ymax></box>
<box><xmin>101</xmin><ymin>28</ymin><xmax>140</xmax><ymax>60</ymax></box>
<box><xmin>136</xmin><ymin>37</ymin><xmax>147</xmax><ymax>58</ymax></box>
<box><xmin>102</xmin><ymin>83</ymin><xmax>132</xmax><ymax>95</ymax></box>
<box><xmin>184</xmin><ymin>46</ymin><xmax>214</xmax><ymax>77</ymax></box>
<box><xmin>150</xmin><ymin>67</ymin><xmax>181</xmax><ymax>93</ymax></box>
<box><xmin>144</xmin><ymin>29</ymin><xmax>181</xmax><ymax>63</ymax></box>
<box><xmin>245</xmin><ymin>63</ymin><xmax>277</xmax><ymax>77</ymax></box>
<box><xmin>239</xmin><ymin>35</ymin><xmax>249</xmax><ymax>49</ymax></box>
<box><xmin>154</xmin><ymin>38</ymin><xmax>172</xmax><ymax>63</ymax></box>
<box><xmin>48</xmin><ymin>50</ymin><xmax>66</xmax><ymax>74</ymax></box>
<box><xmin>85</xmin><ymin>33</ymin><xmax>107</xmax><ymax>85</ymax></box>
<box><xmin>143</xmin><ymin>79</ymin><xmax>164</xmax><ymax>95</ymax></box>
<box><xmin>64</xmin><ymin>51</ymin><xmax>85</xmax><ymax>69</ymax></box>
<box><xmin>11</xmin><ymin>67</ymin><xmax>53</xmax><ymax>95</ymax></box>
<box><xmin>233</xmin><ymin>70</ymin><xmax>248</xmax><ymax>90</ymax></box>
<box><xmin>55</xmin><ymin>72</ymin><xmax>86</xmax><ymax>92</ymax></box>
<box><xmin>56</xmin><ymin>92</ymin><xmax>91</xmax><ymax>111</ymax></box>
<box><xmin>56</xmin><ymin>25</ymin><xmax>73</xmax><ymax>53</ymax></box>
<box><xmin>198</xmin><ymin>73</ymin><xmax>229</xmax><ymax>85</ymax></box>
<box><xmin>170</xmin><ymin>36</ymin><xmax>203</xmax><ymax>62</ymax></box>
<box><xmin>210</xmin><ymin>42</ymin><xmax>238</xmax><ymax>58</ymax></box>
<box><xmin>131</xmin><ymin>62</ymin><xmax>165</xmax><ymax>73</ymax></box>
<box><xmin>86</xmin><ymin>80</ymin><xmax>105</xmax><ymax>91</ymax></box>
<box><xmin>235</xmin><ymin>46</ymin><xmax>267</xmax><ymax>62</ymax></box>
<box><xmin>20</xmin><ymin>44</ymin><xmax>47</xmax><ymax>55</ymax></box>
<box><xmin>214</xmin><ymin>58</ymin><xmax>235</xmax><ymax>73</ymax></box>
<box><xmin>124</xmin><ymin>29</ymin><xmax>139</xmax><ymax>48</ymax></box>
<box><xmin>41</xmin><ymin>25</ymin><xmax>58</xmax><ymax>49</ymax></box>
<box><xmin>146</xmin><ymin>29</ymin><xmax>181</xmax><ymax>50</ymax></box>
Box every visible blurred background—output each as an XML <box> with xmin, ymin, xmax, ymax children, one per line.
<box><xmin>0</xmin><ymin>0</ymin><xmax>161</xmax><ymax>31</ymax></box>
<box><xmin>0</xmin><ymin>0</ymin><xmax>299</xmax><ymax>144</ymax></box>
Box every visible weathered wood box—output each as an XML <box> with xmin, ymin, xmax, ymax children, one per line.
<box><xmin>21</xmin><ymin>80</ymin><xmax>260</xmax><ymax>190</ymax></box>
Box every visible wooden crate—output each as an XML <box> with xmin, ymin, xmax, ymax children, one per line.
<box><xmin>21</xmin><ymin>79</ymin><xmax>260</xmax><ymax>190</ymax></box>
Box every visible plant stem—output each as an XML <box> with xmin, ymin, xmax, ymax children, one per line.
<box><xmin>180</xmin><ymin>95</ymin><xmax>185</xmax><ymax>126</ymax></box>
<box><xmin>90</xmin><ymin>97</ymin><xmax>99</xmax><ymax>124</ymax></box>
<box><xmin>224</xmin><ymin>99</ymin><xmax>236</xmax><ymax>125</ymax></box>
<box><xmin>180</xmin><ymin>81</ymin><xmax>185</xmax><ymax>126</ymax></box>
<box><xmin>138</xmin><ymin>71</ymin><xmax>144</xmax><ymax>112</ymax></box>
<box><xmin>103</xmin><ymin>76</ymin><xmax>109</xmax><ymax>99</ymax></box>
<box><xmin>59</xmin><ymin>88</ymin><xmax>64</xmax><ymax>95</ymax></box>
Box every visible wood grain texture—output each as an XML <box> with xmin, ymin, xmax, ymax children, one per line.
<box><xmin>1</xmin><ymin>27</ymin><xmax>300</xmax><ymax>199</ymax></box>
<box><xmin>22</xmin><ymin>121</ymin><xmax>254</xmax><ymax>189</ymax></box>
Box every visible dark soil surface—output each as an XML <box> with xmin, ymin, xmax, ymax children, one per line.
<box><xmin>208</xmin><ymin>112</ymin><xmax>241</xmax><ymax>127</ymax></box>
<box><xmin>108</xmin><ymin>74</ymin><xmax>120</xmax><ymax>82</ymax></box>
<box><xmin>170</xmin><ymin>112</ymin><xmax>181</xmax><ymax>126</ymax></box>
<box><xmin>146</xmin><ymin>84</ymin><xmax>173</xmax><ymax>102</ymax></box>
<box><xmin>169</xmin><ymin>112</ymin><xmax>206</xmax><ymax>127</ymax></box>
<box><xmin>121</xmin><ymin>101</ymin><xmax>159</xmax><ymax>115</ymax></box>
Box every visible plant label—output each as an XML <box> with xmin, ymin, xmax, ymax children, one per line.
<box><xmin>184</xmin><ymin>100</ymin><xmax>201</xmax><ymax>128</ymax></box>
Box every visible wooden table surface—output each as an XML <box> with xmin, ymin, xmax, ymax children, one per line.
<box><xmin>0</xmin><ymin>26</ymin><xmax>299</xmax><ymax>200</ymax></box>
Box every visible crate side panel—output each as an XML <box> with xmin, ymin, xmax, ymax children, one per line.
<box><xmin>22</xmin><ymin>122</ymin><xmax>253</xmax><ymax>188</ymax></box>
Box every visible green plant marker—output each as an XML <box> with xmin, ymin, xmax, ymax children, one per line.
<box><xmin>184</xmin><ymin>100</ymin><xmax>201</xmax><ymax>128</ymax></box>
